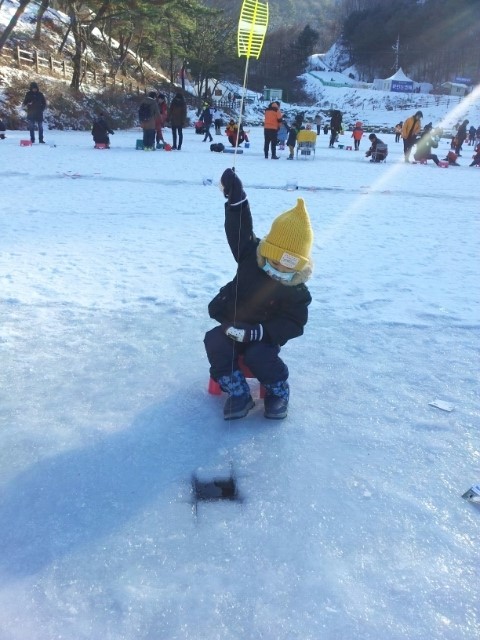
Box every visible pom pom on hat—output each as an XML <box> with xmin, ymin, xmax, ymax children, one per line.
<box><xmin>260</xmin><ymin>198</ymin><xmax>313</xmax><ymax>271</ymax></box>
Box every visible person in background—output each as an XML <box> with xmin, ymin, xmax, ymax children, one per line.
<box><xmin>314</xmin><ymin>113</ymin><xmax>322</xmax><ymax>135</ymax></box>
<box><xmin>168</xmin><ymin>91</ymin><xmax>187</xmax><ymax>150</ymax></box>
<box><xmin>225</xmin><ymin>119</ymin><xmax>247</xmax><ymax>147</ymax></box>
<box><xmin>455</xmin><ymin>119</ymin><xmax>469</xmax><ymax>156</ymax></box>
<box><xmin>365</xmin><ymin>133</ymin><xmax>388</xmax><ymax>162</ymax></box>
<box><xmin>328</xmin><ymin>110</ymin><xmax>342</xmax><ymax>148</ymax></box>
<box><xmin>200</xmin><ymin>102</ymin><xmax>214</xmax><ymax>143</ymax></box>
<box><xmin>22</xmin><ymin>81</ymin><xmax>47</xmax><ymax>144</ymax></box>
<box><xmin>401</xmin><ymin>110</ymin><xmax>423</xmax><ymax>162</ymax></box>
<box><xmin>442</xmin><ymin>150</ymin><xmax>460</xmax><ymax>166</ymax></box>
<box><xmin>469</xmin><ymin>142</ymin><xmax>480</xmax><ymax>166</ymax></box>
<box><xmin>286</xmin><ymin>116</ymin><xmax>304</xmax><ymax>160</ymax></box>
<box><xmin>204</xmin><ymin>168</ymin><xmax>313</xmax><ymax>421</ymax></box>
<box><xmin>0</xmin><ymin>116</ymin><xmax>6</xmax><ymax>139</ymax></box>
<box><xmin>155</xmin><ymin>93</ymin><xmax>168</xmax><ymax>145</ymax></box>
<box><xmin>213</xmin><ymin>107</ymin><xmax>223</xmax><ymax>135</ymax></box>
<box><xmin>413</xmin><ymin>127</ymin><xmax>441</xmax><ymax>165</ymax></box>
<box><xmin>351</xmin><ymin>121</ymin><xmax>364</xmax><ymax>150</ymax></box>
<box><xmin>91</xmin><ymin>112</ymin><xmax>114</xmax><ymax>147</ymax></box>
<box><xmin>138</xmin><ymin>91</ymin><xmax>160</xmax><ymax>150</ymax></box>
<box><xmin>394</xmin><ymin>122</ymin><xmax>403</xmax><ymax>142</ymax></box>
<box><xmin>467</xmin><ymin>124</ymin><xmax>476</xmax><ymax>146</ymax></box>
<box><xmin>263</xmin><ymin>101</ymin><xmax>282</xmax><ymax>159</ymax></box>
<box><xmin>225</xmin><ymin>119</ymin><xmax>238</xmax><ymax>146</ymax></box>
<box><xmin>277</xmin><ymin>121</ymin><xmax>288</xmax><ymax>149</ymax></box>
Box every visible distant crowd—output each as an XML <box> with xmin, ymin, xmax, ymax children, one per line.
<box><xmin>2</xmin><ymin>80</ymin><xmax>479</xmax><ymax>167</ymax></box>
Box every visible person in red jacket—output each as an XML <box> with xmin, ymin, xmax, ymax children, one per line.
<box><xmin>351</xmin><ymin>121</ymin><xmax>364</xmax><ymax>150</ymax></box>
<box><xmin>155</xmin><ymin>93</ymin><xmax>168</xmax><ymax>144</ymax></box>
<box><xmin>263</xmin><ymin>101</ymin><xmax>283</xmax><ymax>159</ymax></box>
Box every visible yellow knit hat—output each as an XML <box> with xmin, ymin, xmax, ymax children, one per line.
<box><xmin>259</xmin><ymin>198</ymin><xmax>313</xmax><ymax>271</ymax></box>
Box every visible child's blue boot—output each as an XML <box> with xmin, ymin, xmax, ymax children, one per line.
<box><xmin>217</xmin><ymin>370</ymin><xmax>254</xmax><ymax>420</ymax></box>
<box><xmin>264</xmin><ymin>380</ymin><xmax>289</xmax><ymax>419</ymax></box>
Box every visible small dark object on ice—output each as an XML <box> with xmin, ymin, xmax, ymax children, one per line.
<box><xmin>191</xmin><ymin>467</ymin><xmax>241</xmax><ymax>516</ymax></box>
<box><xmin>193</xmin><ymin>475</ymin><xmax>237</xmax><ymax>501</ymax></box>
<box><xmin>462</xmin><ymin>484</ymin><xmax>480</xmax><ymax>503</ymax></box>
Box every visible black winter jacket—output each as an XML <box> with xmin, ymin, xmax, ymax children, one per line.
<box><xmin>208</xmin><ymin>200</ymin><xmax>312</xmax><ymax>346</ymax></box>
<box><xmin>92</xmin><ymin>117</ymin><xmax>114</xmax><ymax>142</ymax></box>
<box><xmin>22</xmin><ymin>90</ymin><xmax>46</xmax><ymax>118</ymax></box>
<box><xmin>168</xmin><ymin>94</ymin><xmax>187</xmax><ymax>127</ymax></box>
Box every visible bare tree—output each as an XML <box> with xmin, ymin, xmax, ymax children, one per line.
<box><xmin>0</xmin><ymin>0</ymin><xmax>32</xmax><ymax>52</ymax></box>
<box><xmin>34</xmin><ymin>0</ymin><xmax>50</xmax><ymax>42</ymax></box>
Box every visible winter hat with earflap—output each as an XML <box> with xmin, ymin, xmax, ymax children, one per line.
<box><xmin>259</xmin><ymin>198</ymin><xmax>313</xmax><ymax>271</ymax></box>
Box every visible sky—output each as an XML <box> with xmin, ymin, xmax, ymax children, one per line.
<box><xmin>0</xmin><ymin>108</ymin><xmax>479</xmax><ymax>639</ymax></box>
<box><xmin>1</xmin><ymin>1</ymin><xmax>480</xmax><ymax>638</ymax></box>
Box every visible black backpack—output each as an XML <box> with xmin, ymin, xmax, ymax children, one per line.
<box><xmin>138</xmin><ymin>101</ymin><xmax>153</xmax><ymax>123</ymax></box>
<box><xmin>210</xmin><ymin>143</ymin><xmax>225</xmax><ymax>153</ymax></box>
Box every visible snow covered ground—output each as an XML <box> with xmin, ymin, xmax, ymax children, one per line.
<box><xmin>0</xmin><ymin>120</ymin><xmax>479</xmax><ymax>639</ymax></box>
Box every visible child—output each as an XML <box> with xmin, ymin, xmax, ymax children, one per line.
<box><xmin>394</xmin><ymin>122</ymin><xmax>403</xmax><ymax>143</ymax></box>
<box><xmin>213</xmin><ymin>108</ymin><xmax>223</xmax><ymax>135</ymax></box>
<box><xmin>277</xmin><ymin>122</ymin><xmax>288</xmax><ymax>149</ymax></box>
<box><xmin>351</xmin><ymin>121</ymin><xmax>364</xmax><ymax>150</ymax></box>
<box><xmin>155</xmin><ymin>93</ymin><xmax>168</xmax><ymax>144</ymax></box>
<box><xmin>204</xmin><ymin>169</ymin><xmax>313</xmax><ymax>421</ymax></box>
<box><xmin>286</xmin><ymin>117</ymin><xmax>304</xmax><ymax>159</ymax></box>
<box><xmin>91</xmin><ymin>113</ymin><xmax>114</xmax><ymax>147</ymax></box>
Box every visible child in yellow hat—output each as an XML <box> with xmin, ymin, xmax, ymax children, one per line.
<box><xmin>204</xmin><ymin>168</ymin><xmax>313</xmax><ymax>420</ymax></box>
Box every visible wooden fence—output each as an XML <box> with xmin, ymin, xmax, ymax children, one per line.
<box><xmin>0</xmin><ymin>44</ymin><xmax>147</xmax><ymax>94</ymax></box>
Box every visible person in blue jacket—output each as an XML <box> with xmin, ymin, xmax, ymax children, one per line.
<box><xmin>204</xmin><ymin>169</ymin><xmax>313</xmax><ymax>421</ymax></box>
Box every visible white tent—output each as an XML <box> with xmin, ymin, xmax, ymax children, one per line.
<box><xmin>373</xmin><ymin>67</ymin><xmax>415</xmax><ymax>93</ymax></box>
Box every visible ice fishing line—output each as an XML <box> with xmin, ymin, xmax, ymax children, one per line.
<box><xmin>226</xmin><ymin>0</ymin><xmax>269</xmax><ymax>424</ymax></box>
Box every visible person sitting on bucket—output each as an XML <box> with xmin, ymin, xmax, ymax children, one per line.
<box><xmin>91</xmin><ymin>112</ymin><xmax>114</xmax><ymax>147</ymax></box>
<box><xmin>204</xmin><ymin>168</ymin><xmax>313</xmax><ymax>421</ymax></box>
